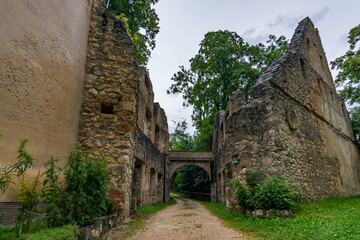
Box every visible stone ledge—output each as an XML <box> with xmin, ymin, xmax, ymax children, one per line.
<box><xmin>78</xmin><ymin>212</ymin><xmax>122</xmax><ymax>240</ymax></box>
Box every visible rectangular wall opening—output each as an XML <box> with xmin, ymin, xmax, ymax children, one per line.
<box><xmin>101</xmin><ymin>103</ymin><xmax>114</xmax><ymax>114</ymax></box>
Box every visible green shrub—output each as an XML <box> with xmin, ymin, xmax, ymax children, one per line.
<box><xmin>42</xmin><ymin>143</ymin><xmax>115</xmax><ymax>227</ymax></box>
<box><xmin>0</xmin><ymin>138</ymin><xmax>37</xmax><ymax>234</ymax></box>
<box><xmin>230</xmin><ymin>171</ymin><xmax>301</xmax><ymax>212</ymax></box>
<box><xmin>0</xmin><ymin>139</ymin><xmax>35</xmax><ymax>194</ymax></box>
<box><xmin>229</xmin><ymin>179</ymin><xmax>248</xmax><ymax>207</ymax></box>
<box><xmin>41</xmin><ymin>155</ymin><xmax>65</xmax><ymax>227</ymax></box>
<box><xmin>252</xmin><ymin>174</ymin><xmax>301</xmax><ymax>211</ymax></box>
<box><xmin>16</xmin><ymin>172</ymin><xmax>42</xmax><ymax>235</ymax></box>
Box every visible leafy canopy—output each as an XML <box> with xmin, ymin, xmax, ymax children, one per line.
<box><xmin>169</xmin><ymin>120</ymin><xmax>195</xmax><ymax>151</ymax></box>
<box><xmin>168</xmin><ymin>31</ymin><xmax>288</xmax><ymax>150</ymax></box>
<box><xmin>109</xmin><ymin>0</ymin><xmax>160</xmax><ymax>66</ymax></box>
<box><xmin>331</xmin><ymin>24</ymin><xmax>360</xmax><ymax>139</ymax></box>
<box><xmin>171</xmin><ymin>165</ymin><xmax>210</xmax><ymax>193</ymax></box>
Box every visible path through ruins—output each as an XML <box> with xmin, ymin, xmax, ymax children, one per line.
<box><xmin>129</xmin><ymin>195</ymin><xmax>244</xmax><ymax>240</ymax></box>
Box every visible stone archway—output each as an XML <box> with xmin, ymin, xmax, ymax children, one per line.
<box><xmin>167</xmin><ymin>151</ymin><xmax>216</xmax><ymax>202</ymax></box>
<box><xmin>170</xmin><ymin>161</ymin><xmax>211</xmax><ymax>181</ymax></box>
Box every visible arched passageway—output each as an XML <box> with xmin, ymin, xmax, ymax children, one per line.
<box><xmin>166</xmin><ymin>151</ymin><xmax>216</xmax><ymax>202</ymax></box>
<box><xmin>171</xmin><ymin>165</ymin><xmax>211</xmax><ymax>201</ymax></box>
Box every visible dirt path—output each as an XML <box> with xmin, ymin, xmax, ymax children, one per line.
<box><xmin>129</xmin><ymin>195</ymin><xmax>245</xmax><ymax>240</ymax></box>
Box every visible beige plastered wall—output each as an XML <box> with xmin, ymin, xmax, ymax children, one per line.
<box><xmin>0</xmin><ymin>0</ymin><xmax>93</xmax><ymax>201</ymax></box>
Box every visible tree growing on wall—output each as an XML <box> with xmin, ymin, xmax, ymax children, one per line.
<box><xmin>331</xmin><ymin>23</ymin><xmax>360</xmax><ymax>139</ymax></box>
<box><xmin>168</xmin><ymin>31</ymin><xmax>288</xmax><ymax>150</ymax></box>
<box><xmin>109</xmin><ymin>0</ymin><xmax>160</xmax><ymax>66</ymax></box>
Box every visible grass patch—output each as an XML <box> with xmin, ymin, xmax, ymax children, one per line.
<box><xmin>117</xmin><ymin>198</ymin><xmax>176</xmax><ymax>239</ymax></box>
<box><xmin>194</xmin><ymin>224</ymin><xmax>202</xmax><ymax>228</ymax></box>
<box><xmin>201</xmin><ymin>196</ymin><xmax>360</xmax><ymax>240</ymax></box>
<box><xmin>0</xmin><ymin>218</ymin><xmax>78</xmax><ymax>240</ymax></box>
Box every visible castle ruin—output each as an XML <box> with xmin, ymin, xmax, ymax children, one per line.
<box><xmin>213</xmin><ymin>18</ymin><xmax>360</xmax><ymax>207</ymax></box>
<box><xmin>1</xmin><ymin>0</ymin><xmax>359</xmax><ymax>226</ymax></box>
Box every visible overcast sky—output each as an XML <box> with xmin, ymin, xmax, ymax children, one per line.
<box><xmin>146</xmin><ymin>0</ymin><xmax>360</xmax><ymax>134</ymax></box>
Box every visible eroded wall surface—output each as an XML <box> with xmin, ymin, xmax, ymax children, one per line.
<box><xmin>79</xmin><ymin>1</ymin><xmax>169</xmax><ymax>217</ymax></box>
<box><xmin>0</xmin><ymin>0</ymin><xmax>92</xmax><ymax>201</ymax></box>
<box><xmin>214</xmin><ymin>18</ymin><xmax>360</xmax><ymax>207</ymax></box>
<box><xmin>79</xmin><ymin>0</ymin><xmax>138</xmax><ymax>218</ymax></box>
<box><xmin>133</xmin><ymin>68</ymin><xmax>169</xmax><ymax>209</ymax></box>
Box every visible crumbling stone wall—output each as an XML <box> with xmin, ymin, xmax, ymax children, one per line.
<box><xmin>214</xmin><ymin>18</ymin><xmax>360</xmax><ymax>207</ymax></box>
<box><xmin>0</xmin><ymin>0</ymin><xmax>92</xmax><ymax>202</ymax></box>
<box><xmin>79</xmin><ymin>0</ymin><xmax>138</xmax><ymax>218</ymax></box>
<box><xmin>133</xmin><ymin>68</ymin><xmax>169</xmax><ymax>210</ymax></box>
<box><xmin>0</xmin><ymin>0</ymin><xmax>168</xmax><ymax>222</ymax></box>
<box><xmin>137</xmin><ymin>68</ymin><xmax>155</xmax><ymax>141</ymax></box>
<box><xmin>79</xmin><ymin>0</ymin><xmax>169</xmax><ymax>217</ymax></box>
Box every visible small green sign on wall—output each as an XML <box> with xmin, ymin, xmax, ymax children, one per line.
<box><xmin>232</xmin><ymin>155</ymin><xmax>240</xmax><ymax>164</ymax></box>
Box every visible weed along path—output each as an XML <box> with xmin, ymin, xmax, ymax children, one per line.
<box><xmin>129</xmin><ymin>195</ymin><xmax>244</xmax><ymax>240</ymax></box>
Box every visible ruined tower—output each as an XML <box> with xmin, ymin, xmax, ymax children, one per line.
<box><xmin>213</xmin><ymin>18</ymin><xmax>360</xmax><ymax>205</ymax></box>
<box><xmin>79</xmin><ymin>0</ymin><xmax>169</xmax><ymax>218</ymax></box>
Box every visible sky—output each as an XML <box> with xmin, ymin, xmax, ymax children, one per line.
<box><xmin>146</xmin><ymin>0</ymin><xmax>360</xmax><ymax>134</ymax></box>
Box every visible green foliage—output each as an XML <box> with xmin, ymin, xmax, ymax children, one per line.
<box><xmin>169</xmin><ymin>119</ymin><xmax>212</xmax><ymax>151</ymax></box>
<box><xmin>41</xmin><ymin>143</ymin><xmax>114</xmax><ymax>227</ymax></box>
<box><xmin>202</xmin><ymin>196</ymin><xmax>360</xmax><ymax>240</ymax></box>
<box><xmin>245</xmin><ymin>170</ymin><xmax>265</xmax><ymax>190</ymax></box>
<box><xmin>171</xmin><ymin>166</ymin><xmax>210</xmax><ymax>193</ymax></box>
<box><xmin>0</xmin><ymin>139</ymin><xmax>35</xmax><ymax>194</ymax></box>
<box><xmin>252</xmin><ymin>175</ymin><xmax>301</xmax><ymax>211</ymax></box>
<box><xmin>41</xmin><ymin>155</ymin><xmax>64</xmax><ymax>227</ymax></box>
<box><xmin>193</xmin><ymin>118</ymin><xmax>213</xmax><ymax>151</ymax></box>
<box><xmin>60</xmin><ymin>143</ymin><xmax>113</xmax><ymax>226</ymax></box>
<box><xmin>230</xmin><ymin>171</ymin><xmax>301</xmax><ymax>211</ymax></box>
<box><xmin>168</xmin><ymin>32</ymin><xmax>288</xmax><ymax>149</ymax></box>
<box><xmin>349</xmin><ymin>107</ymin><xmax>360</xmax><ymax>140</ymax></box>
<box><xmin>0</xmin><ymin>138</ymin><xmax>36</xmax><ymax>234</ymax></box>
<box><xmin>15</xmin><ymin>172</ymin><xmax>42</xmax><ymax>235</ymax></box>
<box><xmin>0</xmin><ymin>218</ymin><xmax>78</xmax><ymax>240</ymax></box>
<box><xmin>109</xmin><ymin>0</ymin><xmax>159</xmax><ymax>65</ymax></box>
<box><xmin>331</xmin><ymin>24</ymin><xmax>360</xmax><ymax>138</ymax></box>
<box><xmin>228</xmin><ymin>179</ymin><xmax>248</xmax><ymax>207</ymax></box>
<box><xmin>169</xmin><ymin>120</ymin><xmax>195</xmax><ymax>151</ymax></box>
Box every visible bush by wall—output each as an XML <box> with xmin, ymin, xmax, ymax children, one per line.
<box><xmin>42</xmin><ymin>143</ymin><xmax>115</xmax><ymax>227</ymax></box>
<box><xmin>229</xmin><ymin>171</ymin><xmax>301</xmax><ymax>213</ymax></box>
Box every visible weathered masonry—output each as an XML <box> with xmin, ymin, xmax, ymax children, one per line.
<box><xmin>213</xmin><ymin>18</ymin><xmax>360</xmax><ymax>208</ymax></box>
<box><xmin>0</xmin><ymin>0</ymin><xmax>92</xmax><ymax>203</ymax></box>
<box><xmin>0</xmin><ymin>0</ymin><xmax>169</xmax><ymax>222</ymax></box>
<box><xmin>79</xmin><ymin>0</ymin><xmax>169</xmax><ymax>218</ymax></box>
<box><xmin>1</xmin><ymin>0</ymin><xmax>360</xmax><ymax>227</ymax></box>
<box><xmin>168</xmin><ymin>151</ymin><xmax>216</xmax><ymax>202</ymax></box>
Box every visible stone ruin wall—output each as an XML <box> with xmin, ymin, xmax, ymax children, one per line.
<box><xmin>0</xmin><ymin>0</ymin><xmax>92</xmax><ymax>202</ymax></box>
<box><xmin>213</xmin><ymin>18</ymin><xmax>360</xmax><ymax>207</ymax></box>
<box><xmin>0</xmin><ymin>0</ymin><xmax>169</xmax><ymax>220</ymax></box>
<box><xmin>133</xmin><ymin>68</ymin><xmax>169</xmax><ymax>210</ymax></box>
<box><xmin>79</xmin><ymin>0</ymin><xmax>169</xmax><ymax>218</ymax></box>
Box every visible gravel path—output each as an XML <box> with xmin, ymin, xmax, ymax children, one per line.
<box><xmin>129</xmin><ymin>195</ymin><xmax>245</xmax><ymax>240</ymax></box>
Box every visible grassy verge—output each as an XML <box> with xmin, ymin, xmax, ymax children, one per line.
<box><xmin>0</xmin><ymin>218</ymin><xmax>78</xmax><ymax>240</ymax></box>
<box><xmin>201</xmin><ymin>196</ymin><xmax>360</xmax><ymax>240</ymax></box>
<box><xmin>117</xmin><ymin>198</ymin><xmax>176</xmax><ymax>239</ymax></box>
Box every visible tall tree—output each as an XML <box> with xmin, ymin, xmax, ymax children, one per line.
<box><xmin>169</xmin><ymin>120</ymin><xmax>195</xmax><ymax>151</ymax></box>
<box><xmin>109</xmin><ymin>0</ymin><xmax>160</xmax><ymax>66</ymax></box>
<box><xmin>168</xmin><ymin>31</ymin><xmax>288</xmax><ymax>150</ymax></box>
<box><xmin>331</xmin><ymin>24</ymin><xmax>360</xmax><ymax>139</ymax></box>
